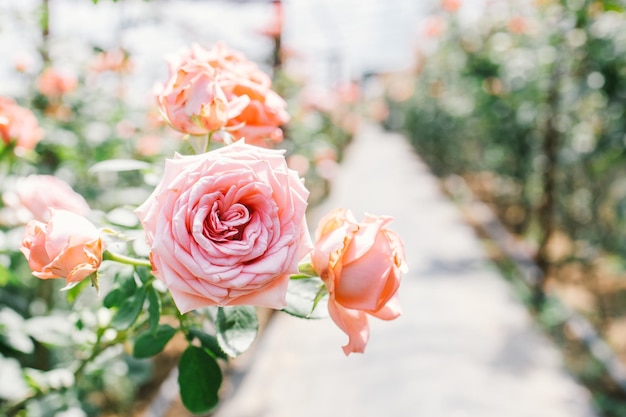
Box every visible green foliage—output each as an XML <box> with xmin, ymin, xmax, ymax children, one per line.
<box><xmin>177</xmin><ymin>346</ymin><xmax>222</xmax><ymax>415</ymax></box>
<box><xmin>188</xmin><ymin>329</ymin><xmax>228</xmax><ymax>360</ymax></box>
<box><xmin>215</xmin><ymin>306</ymin><xmax>258</xmax><ymax>358</ymax></box>
<box><xmin>146</xmin><ymin>286</ymin><xmax>161</xmax><ymax>333</ymax></box>
<box><xmin>133</xmin><ymin>324</ymin><xmax>177</xmax><ymax>358</ymax></box>
<box><xmin>283</xmin><ymin>277</ymin><xmax>328</xmax><ymax>319</ymax></box>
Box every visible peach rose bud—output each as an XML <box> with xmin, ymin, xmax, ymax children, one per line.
<box><xmin>20</xmin><ymin>209</ymin><xmax>104</xmax><ymax>284</ymax></box>
<box><xmin>312</xmin><ymin>208</ymin><xmax>407</xmax><ymax>355</ymax></box>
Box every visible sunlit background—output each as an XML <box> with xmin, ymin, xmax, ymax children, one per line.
<box><xmin>1</xmin><ymin>0</ymin><xmax>626</xmax><ymax>416</ymax></box>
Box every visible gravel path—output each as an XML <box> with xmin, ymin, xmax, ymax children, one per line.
<box><xmin>213</xmin><ymin>122</ymin><xmax>598</xmax><ymax>417</ymax></box>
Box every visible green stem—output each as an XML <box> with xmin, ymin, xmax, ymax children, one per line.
<box><xmin>206</xmin><ymin>131</ymin><xmax>213</xmax><ymax>153</ymax></box>
<box><xmin>102</xmin><ymin>250</ymin><xmax>152</xmax><ymax>268</ymax></box>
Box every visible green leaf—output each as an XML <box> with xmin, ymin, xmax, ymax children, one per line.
<box><xmin>147</xmin><ymin>286</ymin><xmax>161</xmax><ymax>333</ymax></box>
<box><xmin>297</xmin><ymin>262</ymin><xmax>317</xmax><ymax>277</ymax></box>
<box><xmin>64</xmin><ymin>278</ymin><xmax>91</xmax><ymax>304</ymax></box>
<box><xmin>133</xmin><ymin>324</ymin><xmax>177</xmax><ymax>358</ymax></box>
<box><xmin>178</xmin><ymin>346</ymin><xmax>222</xmax><ymax>414</ymax></box>
<box><xmin>103</xmin><ymin>269</ymin><xmax>137</xmax><ymax>308</ymax></box>
<box><xmin>135</xmin><ymin>266</ymin><xmax>152</xmax><ymax>284</ymax></box>
<box><xmin>0</xmin><ymin>263</ymin><xmax>9</xmax><ymax>286</ymax></box>
<box><xmin>102</xmin><ymin>287</ymin><xmax>123</xmax><ymax>308</ymax></box>
<box><xmin>110</xmin><ymin>286</ymin><xmax>147</xmax><ymax>330</ymax></box>
<box><xmin>215</xmin><ymin>306</ymin><xmax>258</xmax><ymax>358</ymax></box>
<box><xmin>283</xmin><ymin>277</ymin><xmax>329</xmax><ymax>319</ymax></box>
<box><xmin>188</xmin><ymin>329</ymin><xmax>228</xmax><ymax>360</ymax></box>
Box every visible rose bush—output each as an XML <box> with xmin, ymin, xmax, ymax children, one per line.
<box><xmin>311</xmin><ymin>208</ymin><xmax>407</xmax><ymax>354</ymax></box>
<box><xmin>20</xmin><ymin>209</ymin><xmax>103</xmax><ymax>285</ymax></box>
<box><xmin>136</xmin><ymin>140</ymin><xmax>311</xmax><ymax>313</ymax></box>
<box><xmin>2</xmin><ymin>33</ymin><xmax>404</xmax><ymax>416</ymax></box>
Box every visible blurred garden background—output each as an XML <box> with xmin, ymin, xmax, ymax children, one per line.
<box><xmin>1</xmin><ymin>0</ymin><xmax>626</xmax><ymax>416</ymax></box>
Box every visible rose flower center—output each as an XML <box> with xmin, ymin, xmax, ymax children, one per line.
<box><xmin>205</xmin><ymin>201</ymin><xmax>250</xmax><ymax>242</ymax></box>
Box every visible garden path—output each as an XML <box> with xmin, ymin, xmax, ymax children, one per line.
<box><xmin>212</xmin><ymin>122</ymin><xmax>599</xmax><ymax>417</ymax></box>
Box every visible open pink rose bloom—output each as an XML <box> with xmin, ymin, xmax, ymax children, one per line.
<box><xmin>312</xmin><ymin>208</ymin><xmax>407</xmax><ymax>355</ymax></box>
<box><xmin>136</xmin><ymin>141</ymin><xmax>311</xmax><ymax>313</ymax></box>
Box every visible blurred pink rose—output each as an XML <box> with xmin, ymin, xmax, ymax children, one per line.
<box><xmin>312</xmin><ymin>208</ymin><xmax>407</xmax><ymax>355</ymax></box>
<box><xmin>20</xmin><ymin>209</ymin><xmax>103</xmax><ymax>284</ymax></box>
<box><xmin>0</xmin><ymin>97</ymin><xmax>44</xmax><ymax>153</ymax></box>
<box><xmin>423</xmin><ymin>16</ymin><xmax>447</xmax><ymax>38</ymax></box>
<box><xmin>37</xmin><ymin>68</ymin><xmax>77</xmax><ymax>98</ymax></box>
<box><xmin>157</xmin><ymin>60</ymin><xmax>249</xmax><ymax>136</ymax></box>
<box><xmin>159</xmin><ymin>43</ymin><xmax>289</xmax><ymax>146</ymax></box>
<box><xmin>90</xmin><ymin>48</ymin><xmax>133</xmax><ymax>73</ymax></box>
<box><xmin>442</xmin><ymin>0</ymin><xmax>461</xmax><ymax>12</ymax></box>
<box><xmin>4</xmin><ymin>175</ymin><xmax>90</xmax><ymax>222</ymax></box>
<box><xmin>135</xmin><ymin>141</ymin><xmax>311</xmax><ymax>313</ymax></box>
<box><xmin>258</xmin><ymin>0</ymin><xmax>283</xmax><ymax>39</ymax></box>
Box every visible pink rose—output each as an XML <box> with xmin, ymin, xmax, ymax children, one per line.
<box><xmin>0</xmin><ymin>97</ymin><xmax>44</xmax><ymax>153</ymax></box>
<box><xmin>206</xmin><ymin>43</ymin><xmax>289</xmax><ymax>146</ymax></box>
<box><xmin>37</xmin><ymin>68</ymin><xmax>77</xmax><ymax>98</ymax></box>
<box><xmin>20</xmin><ymin>209</ymin><xmax>104</xmax><ymax>284</ymax></box>
<box><xmin>157</xmin><ymin>60</ymin><xmax>249</xmax><ymax>136</ymax></box>
<box><xmin>135</xmin><ymin>141</ymin><xmax>311</xmax><ymax>313</ymax></box>
<box><xmin>311</xmin><ymin>208</ymin><xmax>407</xmax><ymax>355</ymax></box>
<box><xmin>90</xmin><ymin>48</ymin><xmax>133</xmax><ymax>73</ymax></box>
<box><xmin>4</xmin><ymin>175</ymin><xmax>91</xmax><ymax>222</ymax></box>
<box><xmin>158</xmin><ymin>43</ymin><xmax>289</xmax><ymax>146</ymax></box>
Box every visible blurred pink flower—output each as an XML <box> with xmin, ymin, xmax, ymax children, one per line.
<box><xmin>0</xmin><ymin>97</ymin><xmax>44</xmax><ymax>154</ymax></box>
<box><xmin>337</xmin><ymin>82</ymin><xmax>360</xmax><ymax>105</ymax></box>
<box><xmin>4</xmin><ymin>175</ymin><xmax>91</xmax><ymax>223</ymax></box>
<box><xmin>37</xmin><ymin>68</ymin><xmax>77</xmax><ymax>98</ymax></box>
<box><xmin>136</xmin><ymin>135</ymin><xmax>162</xmax><ymax>156</ymax></box>
<box><xmin>258</xmin><ymin>1</ymin><xmax>283</xmax><ymax>39</ymax></box>
<box><xmin>508</xmin><ymin>16</ymin><xmax>528</xmax><ymax>34</ymax></box>
<box><xmin>442</xmin><ymin>0</ymin><xmax>461</xmax><ymax>12</ymax></box>
<box><xmin>423</xmin><ymin>16</ymin><xmax>447</xmax><ymax>38</ymax></box>
<box><xmin>90</xmin><ymin>48</ymin><xmax>133</xmax><ymax>73</ymax></box>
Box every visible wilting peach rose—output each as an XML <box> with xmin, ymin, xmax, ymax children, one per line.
<box><xmin>135</xmin><ymin>141</ymin><xmax>311</xmax><ymax>313</ymax></box>
<box><xmin>37</xmin><ymin>68</ymin><xmax>77</xmax><ymax>98</ymax></box>
<box><xmin>3</xmin><ymin>175</ymin><xmax>90</xmax><ymax>222</ymax></box>
<box><xmin>157</xmin><ymin>60</ymin><xmax>249</xmax><ymax>136</ymax></box>
<box><xmin>312</xmin><ymin>208</ymin><xmax>407</xmax><ymax>355</ymax></box>
<box><xmin>0</xmin><ymin>97</ymin><xmax>44</xmax><ymax>153</ymax></box>
<box><xmin>160</xmin><ymin>43</ymin><xmax>289</xmax><ymax>146</ymax></box>
<box><xmin>20</xmin><ymin>209</ymin><xmax>104</xmax><ymax>284</ymax></box>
